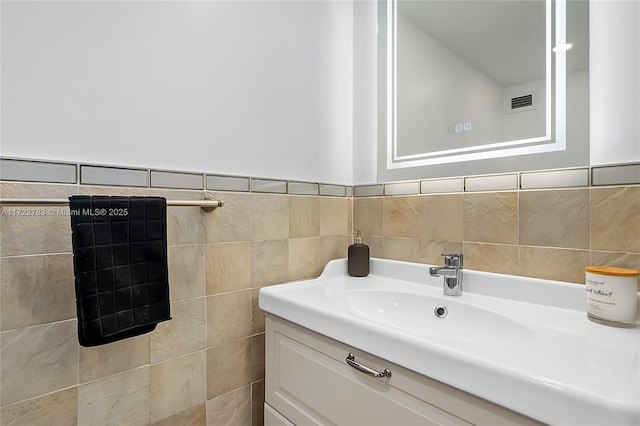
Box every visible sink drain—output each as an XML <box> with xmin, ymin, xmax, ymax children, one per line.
<box><xmin>434</xmin><ymin>306</ymin><xmax>448</xmax><ymax>318</ymax></box>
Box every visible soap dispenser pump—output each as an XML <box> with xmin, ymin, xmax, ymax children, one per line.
<box><xmin>348</xmin><ymin>230</ymin><xmax>370</xmax><ymax>277</ymax></box>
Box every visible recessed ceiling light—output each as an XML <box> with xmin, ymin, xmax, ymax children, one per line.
<box><xmin>553</xmin><ymin>43</ymin><xmax>573</xmax><ymax>52</ymax></box>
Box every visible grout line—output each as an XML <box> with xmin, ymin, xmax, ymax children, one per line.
<box><xmin>588</xmin><ymin>186</ymin><xmax>593</xmax><ymax>265</ymax></box>
<box><xmin>0</xmin><ymin>317</ymin><xmax>77</xmax><ymax>335</ymax></box>
<box><xmin>0</xmin><ymin>384</ymin><xmax>79</xmax><ymax>409</ymax></box>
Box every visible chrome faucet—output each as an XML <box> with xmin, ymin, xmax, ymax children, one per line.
<box><xmin>429</xmin><ymin>254</ymin><xmax>463</xmax><ymax>296</ymax></box>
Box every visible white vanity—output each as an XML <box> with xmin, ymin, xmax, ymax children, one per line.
<box><xmin>259</xmin><ymin>258</ymin><xmax>640</xmax><ymax>425</ymax></box>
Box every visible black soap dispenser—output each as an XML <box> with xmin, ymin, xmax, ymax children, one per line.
<box><xmin>348</xmin><ymin>230</ymin><xmax>370</xmax><ymax>277</ymax></box>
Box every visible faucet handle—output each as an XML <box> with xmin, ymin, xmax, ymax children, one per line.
<box><xmin>441</xmin><ymin>253</ymin><xmax>463</xmax><ymax>268</ymax></box>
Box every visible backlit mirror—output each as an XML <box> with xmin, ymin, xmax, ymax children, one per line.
<box><xmin>378</xmin><ymin>0</ymin><xmax>589</xmax><ymax>182</ymax></box>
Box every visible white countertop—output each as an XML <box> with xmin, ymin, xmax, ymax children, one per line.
<box><xmin>259</xmin><ymin>258</ymin><xmax>640</xmax><ymax>425</ymax></box>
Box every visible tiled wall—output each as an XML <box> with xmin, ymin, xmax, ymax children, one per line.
<box><xmin>0</xmin><ymin>158</ymin><xmax>638</xmax><ymax>426</ymax></box>
<box><xmin>354</xmin><ymin>169</ymin><xmax>640</xmax><ymax>285</ymax></box>
<box><xmin>0</xmin><ymin>179</ymin><xmax>352</xmax><ymax>425</ymax></box>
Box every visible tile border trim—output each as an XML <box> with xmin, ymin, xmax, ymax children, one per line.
<box><xmin>80</xmin><ymin>165</ymin><xmax>149</xmax><ymax>187</ymax></box>
<box><xmin>355</xmin><ymin>164</ymin><xmax>639</xmax><ymax>196</ymax></box>
<box><xmin>592</xmin><ymin>163</ymin><xmax>640</xmax><ymax>186</ymax></box>
<box><xmin>520</xmin><ymin>168</ymin><xmax>590</xmax><ymax>190</ymax></box>
<box><xmin>0</xmin><ymin>158</ymin><xmax>78</xmax><ymax>184</ymax></box>
<box><xmin>384</xmin><ymin>181</ymin><xmax>419</xmax><ymax>196</ymax></box>
<box><xmin>0</xmin><ymin>157</ymin><xmax>351</xmax><ymax>196</ymax></box>
<box><xmin>2</xmin><ymin>156</ymin><xmax>638</xmax><ymax>197</ymax></box>
<box><xmin>354</xmin><ymin>184</ymin><xmax>384</xmax><ymax>197</ymax></box>
<box><xmin>206</xmin><ymin>174</ymin><xmax>251</xmax><ymax>192</ymax></box>
<box><xmin>465</xmin><ymin>174</ymin><xmax>518</xmax><ymax>192</ymax></box>
<box><xmin>150</xmin><ymin>170</ymin><xmax>204</xmax><ymax>190</ymax></box>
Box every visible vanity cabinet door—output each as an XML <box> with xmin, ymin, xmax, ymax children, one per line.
<box><xmin>264</xmin><ymin>403</ymin><xmax>295</xmax><ymax>426</ymax></box>
<box><xmin>265</xmin><ymin>314</ymin><xmax>541</xmax><ymax>426</ymax></box>
<box><xmin>265</xmin><ymin>316</ymin><xmax>470</xmax><ymax>426</ymax></box>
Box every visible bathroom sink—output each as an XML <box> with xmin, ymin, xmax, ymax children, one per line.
<box><xmin>260</xmin><ymin>258</ymin><xmax>640</xmax><ymax>425</ymax></box>
<box><xmin>331</xmin><ymin>289</ymin><xmax>536</xmax><ymax>344</ymax></box>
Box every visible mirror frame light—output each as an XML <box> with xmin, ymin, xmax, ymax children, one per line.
<box><xmin>385</xmin><ymin>0</ymin><xmax>569</xmax><ymax>170</ymax></box>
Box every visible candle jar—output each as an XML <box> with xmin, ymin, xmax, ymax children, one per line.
<box><xmin>586</xmin><ymin>266</ymin><xmax>639</xmax><ymax>328</ymax></box>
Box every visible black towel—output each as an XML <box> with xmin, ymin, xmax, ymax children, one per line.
<box><xmin>69</xmin><ymin>195</ymin><xmax>171</xmax><ymax>347</ymax></box>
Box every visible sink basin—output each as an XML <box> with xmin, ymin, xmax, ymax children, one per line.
<box><xmin>331</xmin><ymin>289</ymin><xmax>536</xmax><ymax>344</ymax></box>
<box><xmin>260</xmin><ymin>258</ymin><xmax>640</xmax><ymax>425</ymax></box>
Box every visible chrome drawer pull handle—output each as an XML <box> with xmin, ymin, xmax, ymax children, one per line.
<box><xmin>346</xmin><ymin>353</ymin><xmax>392</xmax><ymax>378</ymax></box>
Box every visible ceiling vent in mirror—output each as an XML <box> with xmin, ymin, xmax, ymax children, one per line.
<box><xmin>505</xmin><ymin>90</ymin><xmax>538</xmax><ymax>114</ymax></box>
<box><xmin>511</xmin><ymin>94</ymin><xmax>533</xmax><ymax>109</ymax></box>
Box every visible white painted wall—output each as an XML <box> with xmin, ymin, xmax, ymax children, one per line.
<box><xmin>0</xmin><ymin>0</ymin><xmax>354</xmax><ymax>184</ymax></box>
<box><xmin>352</xmin><ymin>0</ymin><xmax>377</xmax><ymax>185</ymax></box>
<box><xmin>2</xmin><ymin>1</ymin><xmax>637</xmax><ymax>185</ymax></box>
<box><xmin>590</xmin><ymin>0</ymin><xmax>640</xmax><ymax>165</ymax></box>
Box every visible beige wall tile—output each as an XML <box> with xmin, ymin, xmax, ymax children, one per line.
<box><xmin>353</xmin><ymin>197</ymin><xmax>382</xmax><ymax>237</ymax></box>
<box><xmin>0</xmin><ymin>211</ymin><xmax>71</xmax><ymax>256</ymax></box>
<box><xmin>206</xmin><ymin>192</ymin><xmax>251</xmax><ymax>244</ymax></box>
<box><xmin>0</xmin><ymin>182</ymin><xmax>77</xmax><ymax>199</ymax></box>
<box><xmin>150</xmin><ymin>351</ymin><xmax>206</xmax><ymax>424</ymax></box>
<box><xmin>151</xmin><ymin>298</ymin><xmax>206</xmax><ymax>364</ymax></box>
<box><xmin>418</xmin><ymin>240</ymin><xmax>463</xmax><ymax>266</ymax></box>
<box><xmin>168</xmin><ymin>245</ymin><xmax>206</xmax><ymax>301</ymax></box>
<box><xmin>289</xmin><ymin>196</ymin><xmax>320</xmax><ymax>238</ymax></box>
<box><xmin>167</xmin><ymin>206</ymin><xmax>207</xmax><ymax>246</ymax></box>
<box><xmin>320</xmin><ymin>197</ymin><xmax>351</xmax><ymax>235</ymax></box>
<box><xmin>591</xmin><ymin>187</ymin><xmax>640</xmax><ymax>253</ymax></box>
<box><xmin>382</xmin><ymin>237</ymin><xmax>420</xmax><ymax>263</ymax></box>
<box><xmin>148</xmin><ymin>187</ymin><xmax>204</xmax><ymax>198</ymax></box>
<box><xmin>251</xmin><ymin>333</ymin><xmax>265</xmax><ymax>382</ymax></box>
<box><xmin>363</xmin><ymin>236</ymin><xmax>383</xmax><ymax>258</ymax></box>
<box><xmin>520</xmin><ymin>190</ymin><xmax>590</xmax><ymax>249</ymax></box>
<box><xmin>0</xmin><ymin>214</ymin><xmax>72</xmax><ymax>257</ymax></box>
<box><xmin>418</xmin><ymin>194</ymin><xmax>463</xmax><ymax>241</ymax></box>
<box><xmin>206</xmin><ymin>385</ymin><xmax>251</xmax><ymax>426</ymax></box>
<box><xmin>151</xmin><ymin>403</ymin><xmax>206</xmax><ymax>426</ymax></box>
<box><xmin>590</xmin><ymin>252</ymin><xmax>640</xmax><ymax>290</ymax></box>
<box><xmin>206</xmin><ymin>242</ymin><xmax>251</xmax><ymax>295</ymax></box>
<box><xmin>250</xmin><ymin>239</ymin><xmax>289</xmax><ymax>287</ymax></box>
<box><xmin>463</xmin><ymin>192</ymin><xmax>518</xmax><ymax>244</ymax></box>
<box><xmin>590</xmin><ymin>251</ymin><xmax>640</xmax><ymax>272</ymax></box>
<box><xmin>148</xmin><ymin>190</ymin><xmax>208</xmax><ymax>246</ymax></box>
<box><xmin>0</xmin><ymin>184</ymin><xmax>154</xmax><ymax>256</ymax></box>
<box><xmin>251</xmin><ymin>194</ymin><xmax>289</xmax><ymax>240</ymax></box>
<box><xmin>4</xmin><ymin>172</ymin><xmax>636</xmax><ymax>426</ymax></box>
<box><xmin>383</xmin><ymin>196</ymin><xmax>419</xmax><ymax>238</ymax></box>
<box><xmin>0</xmin><ymin>183</ymin><xmax>77</xmax><ymax>256</ymax></box>
<box><xmin>250</xmin><ymin>288</ymin><xmax>265</xmax><ymax>335</ymax></box>
<box><xmin>152</xmin><ymin>189</ymin><xmax>202</xmax><ymax>244</ymax></box>
<box><xmin>78</xmin><ymin>366</ymin><xmax>149</xmax><ymax>426</ymax></box>
<box><xmin>0</xmin><ymin>386</ymin><xmax>77</xmax><ymax>426</ymax></box>
<box><xmin>519</xmin><ymin>246</ymin><xmax>590</xmax><ymax>283</ymax></box>
<box><xmin>0</xmin><ymin>254</ymin><xmax>75</xmax><ymax>331</ymax></box>
<box><xmin>354</xmin><ymin>185</ymin><xmax>638</xmax><ymax>287</ymax></box>
<box><xmin>320</xmin><ymin>197</ymin><xmax>348</xmax><ymax>236</ymax></box>
<box><xmin>321</xmin><ymin>235</ymin><xmax>348</xmax><ymax>267</ymax></box>
<box><xmin>79</xmin><ymin>185</ymin><xmax>150</xmax><ymax>196</ymax></box>
<box><xmin>207</xmin><ymin>290</ymin><xmax>251</xmax><ymax>348</ymax></box>
<box><xmin>80</xmin><ymin>334</ymin><xmax>149</xmax><ymax>384</ymax></box>
<box><xmin>206</xmin><ymin>338</ymin><xmax>251</xmax><ymax>399</ymax></box>
<box><xmin>1</xmin><ymin>320</ymin><xmax>78</xmax><ymax>406</ymax></box>
<box><xmin>251</xmin><ymin>380</ymin><xmax>265</xmax><ymax>426</ymax></box>
<box><xmin>289</xmin><ymin>237</ymin><xmax>322</xmax><ymax>281</ymax></box>
<box><xmin>462</xmin><ymin>243</ymin><xmax>520</xmax><ymax>275</ymax></box>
